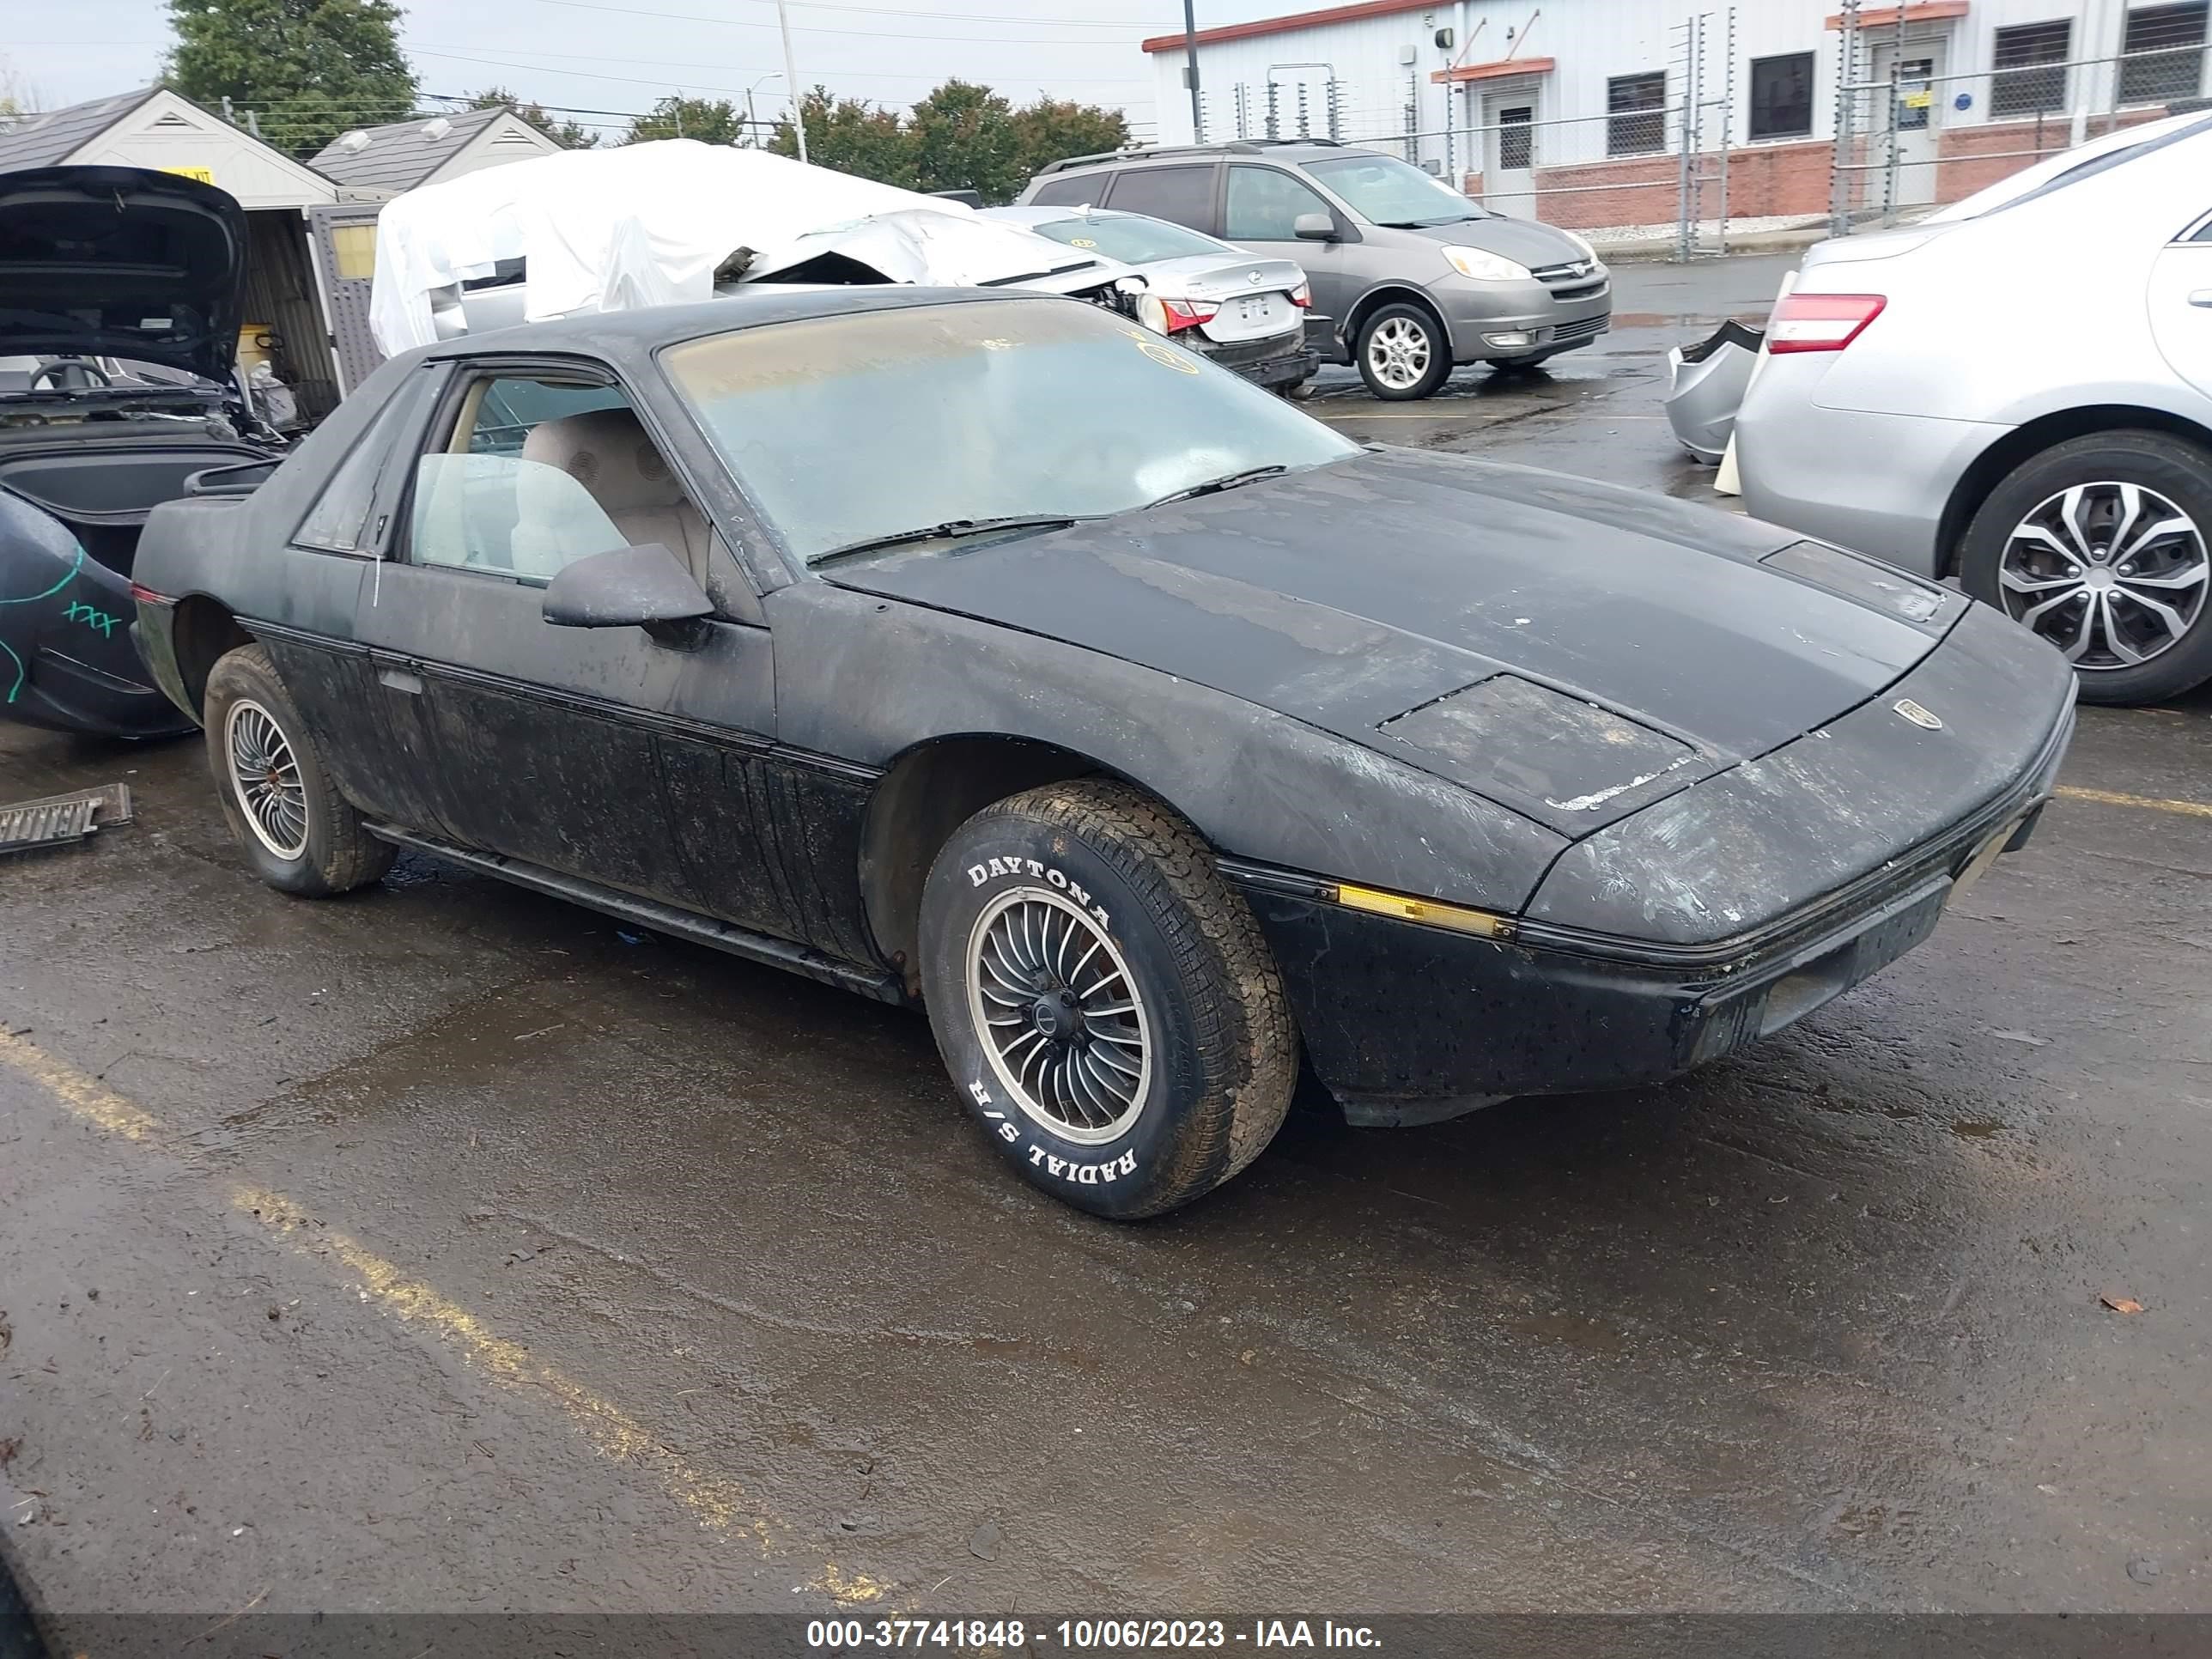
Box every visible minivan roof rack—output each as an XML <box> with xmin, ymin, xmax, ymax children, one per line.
<box><xmin>1035</xmin><ymin>137</ymin><xmax>1348</xmax><ymax>173</ymax></box>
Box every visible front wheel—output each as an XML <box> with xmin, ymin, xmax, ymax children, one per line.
<box><xmin>917</xmin><ymin>781</ymin><xmax>1297</xmax><ymax>1219</ymax></box>
<box><xmin>1960</xmin><ymin>430</ymin><xmax>2212</xmax><ymax>705</ymax></box>
<box><xmin>204</xmin><ymin>643</ymin><xmax>393</xmax><ymax>896</ymax></box>
<box><xmin>1355</xmin><ymin>302</ymin><xmax>1452</xmax><ymax>401</ymax></box>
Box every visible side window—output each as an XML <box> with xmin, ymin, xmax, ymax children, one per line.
<box><xmin>292</xmin><ymin>368</ymin><xmax>439</xmax><ymax>552</ymax></box>
<box><xmin>1103</xmin><ymin>165</ymin><xmax>1215</xmax><ymax>231</ymax></box>
<box><xmin>1224</xmin><ymin>167</ymin><xmax>1332</xmax><ymax>240</ymax></box>
<box><xmin>1027</xmin><ymin>174</ymin><xmax>1103</xmax><ymax>209</ymax></box>
<box><xmin>408</xmin><ymin>372</ymin><xmax>708</xmax><ymax>586</ymax></box>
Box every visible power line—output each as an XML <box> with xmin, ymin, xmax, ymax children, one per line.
<box><xmin>410</xmin><ymin>44</ymin><xmax>1142</xmax><ymax>87</ymax></box>
<box><xmin>520</xmin><ymin>0</ymin><xmax>1152</xmax><ymax>47</ymax></box>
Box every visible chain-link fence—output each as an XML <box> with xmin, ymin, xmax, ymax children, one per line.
<box><xmin>1828</xmin><ymin>7</ymin><xmax>2210</xmax><ymax>234</ymax></box>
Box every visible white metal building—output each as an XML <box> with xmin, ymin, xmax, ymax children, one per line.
<box><xmin>1141</xmin><ymin>0</ymin><xmax>2210</xmax><ymax>225</ymax></box>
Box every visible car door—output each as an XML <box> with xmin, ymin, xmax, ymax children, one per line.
<box><xmin>356</xmin><ymin>356</ymin><xmax>781</xmax><ymax>922</ymax></box>
<box><xmin>1223</xmin><ymin>164</ymin><xmax>1358</xmax><ymax>335</ymax></box>
<box><xmin>2148</xmin><ymin>206</ymin><xmax>2212</xmax><ymax>404</ymax></box>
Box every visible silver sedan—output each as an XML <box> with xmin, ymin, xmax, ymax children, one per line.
<box><xmin>1735</xmin><ymin>111</ymin><xmax>2212</xmax><ymax>705</ymax></box>
<box><xmin>986</xmin><ymin>205</ymin><xmax>1319</xmax><ymax>393</ymax></box>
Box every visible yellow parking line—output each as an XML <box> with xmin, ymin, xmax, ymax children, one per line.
<box><xmin>0</xmin><ymin>1027</ymin><xmax>160</xmax><ymax>1140</ymax></box>
<box><xmin>0</xmin><ymin>1028</ymin><xmax>889</xmax><ymax>1607</ymax></box>
<box><xmin>2055</xmin><ymin>785</ymin><xmax>2212</xmax><ymax>820</ymax></box>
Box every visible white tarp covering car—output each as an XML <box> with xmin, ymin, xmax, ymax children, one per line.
<box><xmin>368</xmin><ymin>140</ymin><xmax>1126</xmax><ymax>355</ymax></box>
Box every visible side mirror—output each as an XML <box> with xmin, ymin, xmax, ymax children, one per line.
<box><xmin>1292</xmin><ymin>211</ymin><xmax>1339</xmax><ymax>241</ymax></box>
<box><xmin>542</xmin><ymin>542</ymin><xmax>714</xmax><ymax>631</ymax></box>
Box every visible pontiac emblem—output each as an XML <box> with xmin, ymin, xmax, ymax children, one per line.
<box><xmin>1893</xmin><ymin>698</ymin><xmax>1943</xmax><ymax>731</ymax></box>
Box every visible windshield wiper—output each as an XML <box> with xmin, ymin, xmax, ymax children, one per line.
<box><xmin>810</xmin><ymin>514</ymin><xmax>1087</xmax><ymax>566</ymax></box>
<box><xmin>1140</xmin><ymin>465</ymin><xmax>1288</xmax><ymax>510</ymax></box>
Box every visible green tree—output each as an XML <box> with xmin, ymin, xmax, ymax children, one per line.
<box><xmin>769</xmin><ymin>87</ymin><xmax>916</xmax><ymax>186</ymax></box>
<box><xmin>465</xmin><ymin>86</ymin><xmax>598</xmax><ymax>149</ymax></box>
<box><xmin>1010</xmin><ymin>96</ymin><xmax>1127</xmax><ymax>180</ymax></box>
<box><xmin>624</xmin><ymin>94</ymin><xmax>744</xmax><ymax>146</ymax></box>
<box><xmin>165</xmin><ymin>0</ymin><xmax>417</xmax><ymax>156</ymax></box>
<box><xmin>907</xmin><ymin>79</ymin><xmax>1022</xmax><ymax>204</ymax></box>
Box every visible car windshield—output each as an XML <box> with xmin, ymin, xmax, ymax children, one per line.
<box><xmin>1304</xmin><ymin>154</ymin><xmax>1490</xmax><ymax>227</ymax></box>
<box><xmin>1026</xmin><ymin>214</ymin><xmax>1228</xmax><ymax>264</ymax></box>
<box><xmin>661</xmin><ymin>298</ymin><xmax>1358</xmax><ymax>566</ymax></box>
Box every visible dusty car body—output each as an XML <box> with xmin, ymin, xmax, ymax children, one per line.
<box><xmin>131</xmin><ymin>289</ymin><xmax>2075</xmax><ymax>1218</ymax></box>
<box><xmin>0</xmin><ymin>166</ymin><xmax>279</xmax><ymax>738</ymax></box>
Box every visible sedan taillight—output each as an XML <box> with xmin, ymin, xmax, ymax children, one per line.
<box><xmin>1767</xmin><ymin>292</ymin><xmax>1887</xmax><ymax>354</ymax></box>
<box><xmin>1290</xmin><ymin>281</ymin><xmax>1312</xmax><ymax>309</ymax></box>
<box><xmin>1138</xmin><ymin>292</ymin><xmax>1218</xmax><ymax>334</ymax></box>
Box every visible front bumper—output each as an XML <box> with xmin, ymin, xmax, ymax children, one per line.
<box><xmin>1225</xmin><ymin>605</ymin><xmax>2077</xmax><ymax>1125</ymax></box>
<box><xmin>1431</xmin><ymin>274</ymin><xmax>1611</xmax><ymax>362</ymax></box>
<box><xmin>1735</xmin><ymin>364</ymin><xmax>2005</xmax><ymax>577</ymax></box>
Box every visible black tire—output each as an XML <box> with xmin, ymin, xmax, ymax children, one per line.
<box><xmin>917</xmin><ymin>780</ymin><xmax>1297</xmax><ymax>1220</ymax></box>
<box><xmin>1354</xmin><ymin>301</ymin><xmax>1453</xmax><ymax>401</ymax></box>
<box><xmin>203</xmin><ymin>643</ymin><xmax>394</xmax><ymax>896</ymax></box>
<box><xmin>1959</xmin><ymin>430</ymin><xmax>2212</xmax><ymax>705</ymax></box>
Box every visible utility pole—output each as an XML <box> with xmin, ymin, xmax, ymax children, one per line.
<box><xmin>776</xmin><ymin>0</ymin><xmax>809</xmax><ymax>162</ymax></box>
<box><xmin>1182</xmin><ymin>0</ymin><xmax>1202</xmax><ymax>142</ymax></box>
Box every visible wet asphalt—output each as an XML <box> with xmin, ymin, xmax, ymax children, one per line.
<box><xmin>3</xmin><ymin>254</ymin><xmax>2210</xmax><ymax>1626</ymax></box>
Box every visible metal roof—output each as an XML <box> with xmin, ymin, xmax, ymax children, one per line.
<box><xmin>0</xmin><ymin>87</ymin><xmax>162</xmax><ymax>173</ymax></box>
<box><xmin>308</xmin><ymin>106</ymin><xmax>518</xmax><ymax>192</ymax></box>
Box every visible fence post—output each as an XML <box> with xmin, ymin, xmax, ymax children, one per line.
<box><xmin>1829</xmin><ymin>0</ymin><xmax>1859</xmax><ymax>236</ymax></box>
<box><xmin>1881</xmin><ymin>62</ymin><xmax>1901</xmax><ymax>226</ymax></box>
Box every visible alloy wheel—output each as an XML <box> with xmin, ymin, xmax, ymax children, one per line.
<box><xmin>1998</xmin><ymin>481</ymin><xmax>2209</xmax><ymax>670</ymax></box>
<box><xmin>224</xmin><ymin>697</ymin><xmax>310</xmax><ymax>860</ymax></box>
<box><xmin>1366</xmin><ymin>316</ymin><xmax>1433</xmax><ymax>392</ymax></box>
<box><xmin>964</xmin><ymin>885</ymin><xmax>1152</xmax><ymax>1145</ymax></box>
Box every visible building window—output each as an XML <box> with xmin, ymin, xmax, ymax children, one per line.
<box><xmin>1607</xmin><ymin>71</ymin><xmax>1667</xmax><ymax>156</ymax></box>
<box><xmin>1497</xmin><ymin>106</ymin><xmax>1534</xmax><ymax>171</ymax></box>
<box><xmin>1991</xmin><ymin>21</ymin><xmax>2072</xmax><ymax>116</ymax></box>
<box><xmin>2120</xmin><ymin>2</ymin><xmax>2209</xmax><ymax>106</ymax></box>
<box><xmin>1747</xmin><ymin>52</ymin><xmax>1814</xmax><ymax>139</ymax></box>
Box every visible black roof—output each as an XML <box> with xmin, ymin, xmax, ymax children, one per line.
<box><xmin>416</xmin><ymin>284</ymin><xmax>1037</xmax><ymax>358</ymax></box>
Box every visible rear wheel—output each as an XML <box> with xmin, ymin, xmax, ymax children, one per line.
<box><xmin>204</xmin><ymin>643</ymin><xmax>393</xmax><ymax>896</ymax></box>
<box><xmin>918</xmin><ymin>780</ymin><xmax>1297</xmax><ymax>1219</ymax></box>
<box><xmin>1355</xmin><ymin>302</ymin><xmax>1452</xmax><ymax>401</ymax></box>
<box><xmin>1960</xmin><ymin>431</ymin><xmax>2212</xmax><ymax>704</ymax></box>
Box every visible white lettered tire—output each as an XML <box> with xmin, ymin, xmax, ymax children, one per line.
<box><xmin>917</xmin><ymin>781</ymin><xmax>1297</xmax><ymax>1219</ymax></box>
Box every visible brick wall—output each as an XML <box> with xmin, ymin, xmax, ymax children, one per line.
<box><xmin>1935</xmin><ymin>106</ymin><xmax>2166</xmax><ymax>199</ymax></box>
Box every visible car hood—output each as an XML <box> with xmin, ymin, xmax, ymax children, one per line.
<box><xmin>1397</xmin><ymin>214</ymin><xmax>1590</xmax><ymax>267</ymax></box>
<box><xmin>0</xmin><ymin>167</ymin><xmax>248</xmax><ymax>382</ymax></box>
<box><xmin>828</xmin><ymin>448</ymin><xmax>1956</xmax><ymax>836</ymax></box>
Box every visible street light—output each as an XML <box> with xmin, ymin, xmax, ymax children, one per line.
<box><xmin>744</xmin><ymin>70</ymin><xmax>784</xmax><ymax>149</ymax></box>
<box><xmin>775</xmin><ymin>0</ymin><xmax>808</xmax><ymax>163</ymax></box>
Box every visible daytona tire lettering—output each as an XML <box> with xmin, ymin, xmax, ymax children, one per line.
<box><xmin>963</xmin><ymin>858</ymin><xmax>1109</xmax><ymax>930</ymax></box>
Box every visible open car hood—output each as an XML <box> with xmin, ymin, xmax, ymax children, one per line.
<box><xmin>0</xmin><ymin>167</ymin><xmax>247</xmax><ymax>384</ymax></box>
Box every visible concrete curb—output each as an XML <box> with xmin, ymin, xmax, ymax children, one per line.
<box><xmin>1602</xmin><ymin>227</ymin><xmax>1832</xmax><ymax>264</ymax></box>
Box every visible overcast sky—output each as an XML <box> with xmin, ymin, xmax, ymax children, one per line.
<box><xmin>8</xmin><ymin>0</ymin><xmax>1304</xmax><ymax>143</ymax></box>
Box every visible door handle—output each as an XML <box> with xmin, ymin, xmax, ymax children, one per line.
<box><xmin>378</xmin><ymin>667</ymin><xmax>423</xmax><ymax>695</ymax></box>
<box><xmin>2190</xmin><ymin>289</ymin><xmax>2212</xmax><ymax>308</ymax></box>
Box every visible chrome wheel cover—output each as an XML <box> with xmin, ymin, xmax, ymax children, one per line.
<box><xmin>1999</xmin><ymin>481</ymin><xmax>2209</xmax><ymax>671</ymax></box>
<box><xmin>225</xmin><ymin>696</ymin><xmax>310</xmax><ymax>860</ymax></box>
<box><xmin>964</xmin><ymin>886</ymin><xmax>1152</xmax><ymax>1145</ymax></box>
<box><xmin>1365</xmin><ymin>315</ymin><xmax>1433</xmax><ymax>392</ymax></box>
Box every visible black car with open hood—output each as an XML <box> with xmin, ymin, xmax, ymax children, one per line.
<box><xmin>127</xmin><ymin>288</ymin><xmax>2075</xmax><ymax>1219</ymax></box>
<box><xmin>1</xmin><ymin>166</ymin><xmax>279</xmax><ymax>738</ymax></box>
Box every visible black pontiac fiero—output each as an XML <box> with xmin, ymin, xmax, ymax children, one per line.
<box><xmin>132</xmin><ymin>289</ymin><xmax>2075</xmax><ymax>1218</ymax></box>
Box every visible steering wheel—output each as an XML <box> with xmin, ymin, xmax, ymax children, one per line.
<box><xmin>27</xmin><ymin>358</ymin><xmax>112</xmax><ymax>392</ymax></box>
